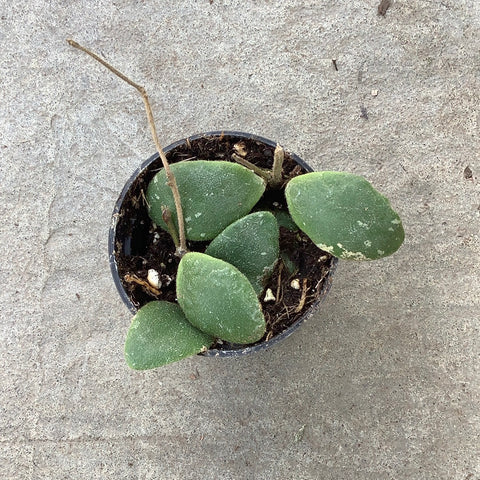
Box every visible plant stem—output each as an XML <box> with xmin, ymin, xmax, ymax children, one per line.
<box><xmin>231</xmin><ymin>153</ymin><xmax>271</xmax><ymax>183</ymax></box>
<box><xmin>271</xmin><ymin>144</ymin><xmax>285</xmax><ymax>188</ymax></box>
<box><xmin>67</xmin><ymin>39</ymin><xmax>188</xmax><ymax>256</ymax></box>
<box><xmin>161</xmin><ymin>206</ymin><xmax>180</xmax><ymax>248</ymax></box>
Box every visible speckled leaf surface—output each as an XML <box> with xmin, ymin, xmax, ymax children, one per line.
<box><xmin>146</xmin><ymin>160</ymin><xmax>266</xmax><ymax>241</ymax></box>
<box><xmin>176</xmin><ymin>252</ymin><xmax>266</xmax><ymax>344</ymax></box>
<box><xmin>124</xmin><ymin>301</ymin><xmax>213</xmax><ymax>370</ymax></box>
<box><xmin>205</xmin><ymin>211</ymin><xmax>279</xmax><ymax>295</ymax></box>
<box><xmin>285</xmin><ymin>172</ymin><xmax>405</xmax><ymax>260</ymax></box>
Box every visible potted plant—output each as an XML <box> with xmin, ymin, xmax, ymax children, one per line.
<box><xmin>69</xmin><ymin>40</ymin><xmax>405</xmax><ymax>370</ymax></box>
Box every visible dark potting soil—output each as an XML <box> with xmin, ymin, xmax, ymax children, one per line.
<box><xmin>114</xmin><ymin>133</ymin><xmax>334</xmax><ymax>350</ymax></box>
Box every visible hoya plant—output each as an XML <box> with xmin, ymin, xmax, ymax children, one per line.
<box><xmin>69</xmin><ymin>40</ymin><xmax>405</xmax><ymax>370</ymax></box>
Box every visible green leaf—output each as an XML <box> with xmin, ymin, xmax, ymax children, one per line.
<box><xmin>280</xmin><ymin>251</ymin><xmax>298</xmax><ymax>275</ymax></box>
<box><xmin>124</xmin><ymin>301</ymin><xmax>213</xmax><ymax>370</ymax></box>
<box><xmin>285</xmin><ymin>172</ymin><xmax>405</xmax><ymax>260</ymax></box>
<box><xmin>205</xmin><ymin>211</ymin><xmax>279</xmax><ymax>295</ymax></box>
<box><xmin>146</xmin><ymin>160</ymin><xmax>266</xmax><ymax>241</ymax></box>
<box><xmin>176</xmin><ymin>252</ymin><xmax>266</xmax><ymax>344</ymax></box>
<box><xmin>272</xmin><ymin>209</ymin><xmax>299</xmax><ymax>231</ymax></box>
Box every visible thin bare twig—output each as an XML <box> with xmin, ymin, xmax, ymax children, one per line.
<box><xmin>124</xmin><ymin>274</ymin><xmax>161</xmax><ymax>296</ymax></box>
<box><xmin>294</xmin><ymin>279</ymin><xmax>309</xmax><ymax>313</ymax></box>
<box><xmin>67</xmin><ymin>39</ymin><xmax>188</xmax><ymax>256</ymax></box>
<box><xmin>275</xmin><ymin>261</ymin><xmax>284</xmax><ymax>304</ymax></box>
<box><xmin>231</xmin><ymin>153</ymin><xmax>271</xmax><ymax>182</ymax></box>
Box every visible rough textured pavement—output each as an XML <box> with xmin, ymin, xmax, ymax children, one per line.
<box><xmin>1</xmin><ymin>1</ymin><xmax>479</xmax><ymax>478</ymax></box>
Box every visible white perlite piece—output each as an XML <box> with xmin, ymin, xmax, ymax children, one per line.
<box><xmin>147</xmin><ymin>269</ymin><xmax>162</xmax><ymax>289</ymax></box>
<box><xmin>264</xmin><ymin>288</ymin><xmax>276</xmax><ymax>302</ymax></box>
<box><xmin>290</xmin><ymin>279</ymin><xmax>301</xmax><ymax>290</ymax></box>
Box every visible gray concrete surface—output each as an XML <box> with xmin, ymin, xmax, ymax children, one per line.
<box><xmin>1</xmin><ymin>0</ymin><xmax>479</xmax><ymax>478</ymax></box>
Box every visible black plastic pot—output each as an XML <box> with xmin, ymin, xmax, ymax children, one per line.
<box><xmin>108</xmin><ymin>131</ymin><xmax>338</xmax><ymax>357</ymax></box>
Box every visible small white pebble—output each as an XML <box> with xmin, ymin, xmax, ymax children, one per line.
<box><xmin>147</xmin><ymin>269</ymin><xmax>161</xmax><ymax>289</ymax></box>
<box><xmin>371</xmin><ymin>89</ymin><xmax>378</xmax><ymax>96</ymax></box>
<box><xmin>290</xmin><ymin>279</ymin><xmax>301</xmax><ymax>290</ymax></box>
<box><xmin>264</xmin><ymin>288</ymin><xmax>276</xmax><ymax>302</ymax></box>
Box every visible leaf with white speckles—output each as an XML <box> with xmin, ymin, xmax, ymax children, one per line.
<box><xmin>176</xmin><ymin>252</ymin><xmax>266</xmax><ymax>344</ymax></box>
<box><xmin>146</xmin><ymin>161</ymin><xmax>266</xmax><ymax>241</ymax></box>
<box><xmin>285</xmin><ymin>172</ymin><xmax>404</xmax><ymax>260</ymax></box>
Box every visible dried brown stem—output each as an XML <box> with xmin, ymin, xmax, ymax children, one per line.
<box><xmin>271</xmin><ymin>144</ymin><xmax>285</xmax><ymax>188</ymax></box>
<box><xmin>294</xmin><ymin>279</ymin><xmax>309</xmax><ymax>313</ymax></box>
<box><xmin>67</xmin><ymin>39</ymin><xmax>188</xmax><ymax>256</ymax></box>
<box><xmin>275</xmin><ymin>261</ymin><xmax>284</xmax><ymax>304</ymax></box>
<box><xmin>124</xmin><ymin>274</ymin><xmax>161</xmax><ymax>296</ymax></box>
<box><xmin>231</xmin><ymin>153</ymin><xmax>271</xmax><ymax>182</ymax></box>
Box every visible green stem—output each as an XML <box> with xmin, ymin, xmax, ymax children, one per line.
<box><xmin>161</xmin><ymin>206</ymin><xmax>180</xmax><ymax>248</ymax></box>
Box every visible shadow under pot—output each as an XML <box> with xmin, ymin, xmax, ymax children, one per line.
<box><xmin>108</xmin><ymin>131</ymin><xmax>337</xmax><ymax>357</ymax></box>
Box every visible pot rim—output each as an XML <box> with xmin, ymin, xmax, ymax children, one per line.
<box><xmin>108</xmin><ymin>130</ymin><xmax>338</xmax><ymax>357</ymax></box>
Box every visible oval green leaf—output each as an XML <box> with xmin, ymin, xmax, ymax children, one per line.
<box><xmin>205</xmin><ymin>211</ymin><xmax>279</xmax><ymax>295</ymax></box>
<box><xmin>176</xmin><ymin>252</ymin><xmax>266</xmax><ymax>344</ymax></box>
<box><xmin>124</xmin><ymin>301</ymin><xmax>214</xmax><ymax>370</ymax></box>
<box><xmin>147</xmin><ymin>160</ymin><xmax>266</xmax><ymax>241</ymax></box>
<box><xmin>272</xmin><ymin>209</ymin><xmax>299</xmax><ymax>231</ymax></box>
<box><xmin>285</xmin><ymin>172</ymin><xmax>405</xmax><ymax>260</ymax></box>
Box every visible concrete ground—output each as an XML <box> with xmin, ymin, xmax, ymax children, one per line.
<box><xmin>1</xmin><ymin>0</ymin><xmax>479</xmax><ymax>478</ymax></box>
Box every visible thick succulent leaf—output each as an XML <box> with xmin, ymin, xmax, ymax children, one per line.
<box><xmin>205</xmin><ymin>211</ymin><xmax>279</xmax><ymax>295</ymax></box>
<box><xmin>285</xmin><ymin>172</ymin><xmax>405</xmax><ymax>260</ymax></box>
<box><xmin>272</xmin><ymin>209</ymin><xmax>299</xmax><ymax>231</ymax></box>
<box><xmin>177</xmin><ymin>252</ymin><xmax>266</xmax><ymax>344</ymax></box>
<box><xmin>124</xmin><ymin>301</ymin><xmax>213</xmax><ymax>370</ymax></box>
<box><xmin>280</xmin><ymin>252</ymin><xmax>298</xmax><ymax>275</ymax></box>
<box><xmin>146</xmin><ymin>160</ymin><xmax>266</xmax><ymax>241</ymax></box>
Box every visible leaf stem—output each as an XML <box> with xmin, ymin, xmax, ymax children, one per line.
<box><xmin>271</xmin><ymin>144</ymin><xmax>285</xmax><ymax>188</ymax></box>
<box><xmin>231</xmin><ymin>153</ymin><xmax>271</xmax><ymax>183</ymax></box>
<box><xmin>161</xmin><ymin>206</ymin><xmax>180</xmax><ymax>248</ymax></box>
<box><xmin>67</xmin><ymin>39</ymin><xmax>188</xmax><ymax>256</ymax></box>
